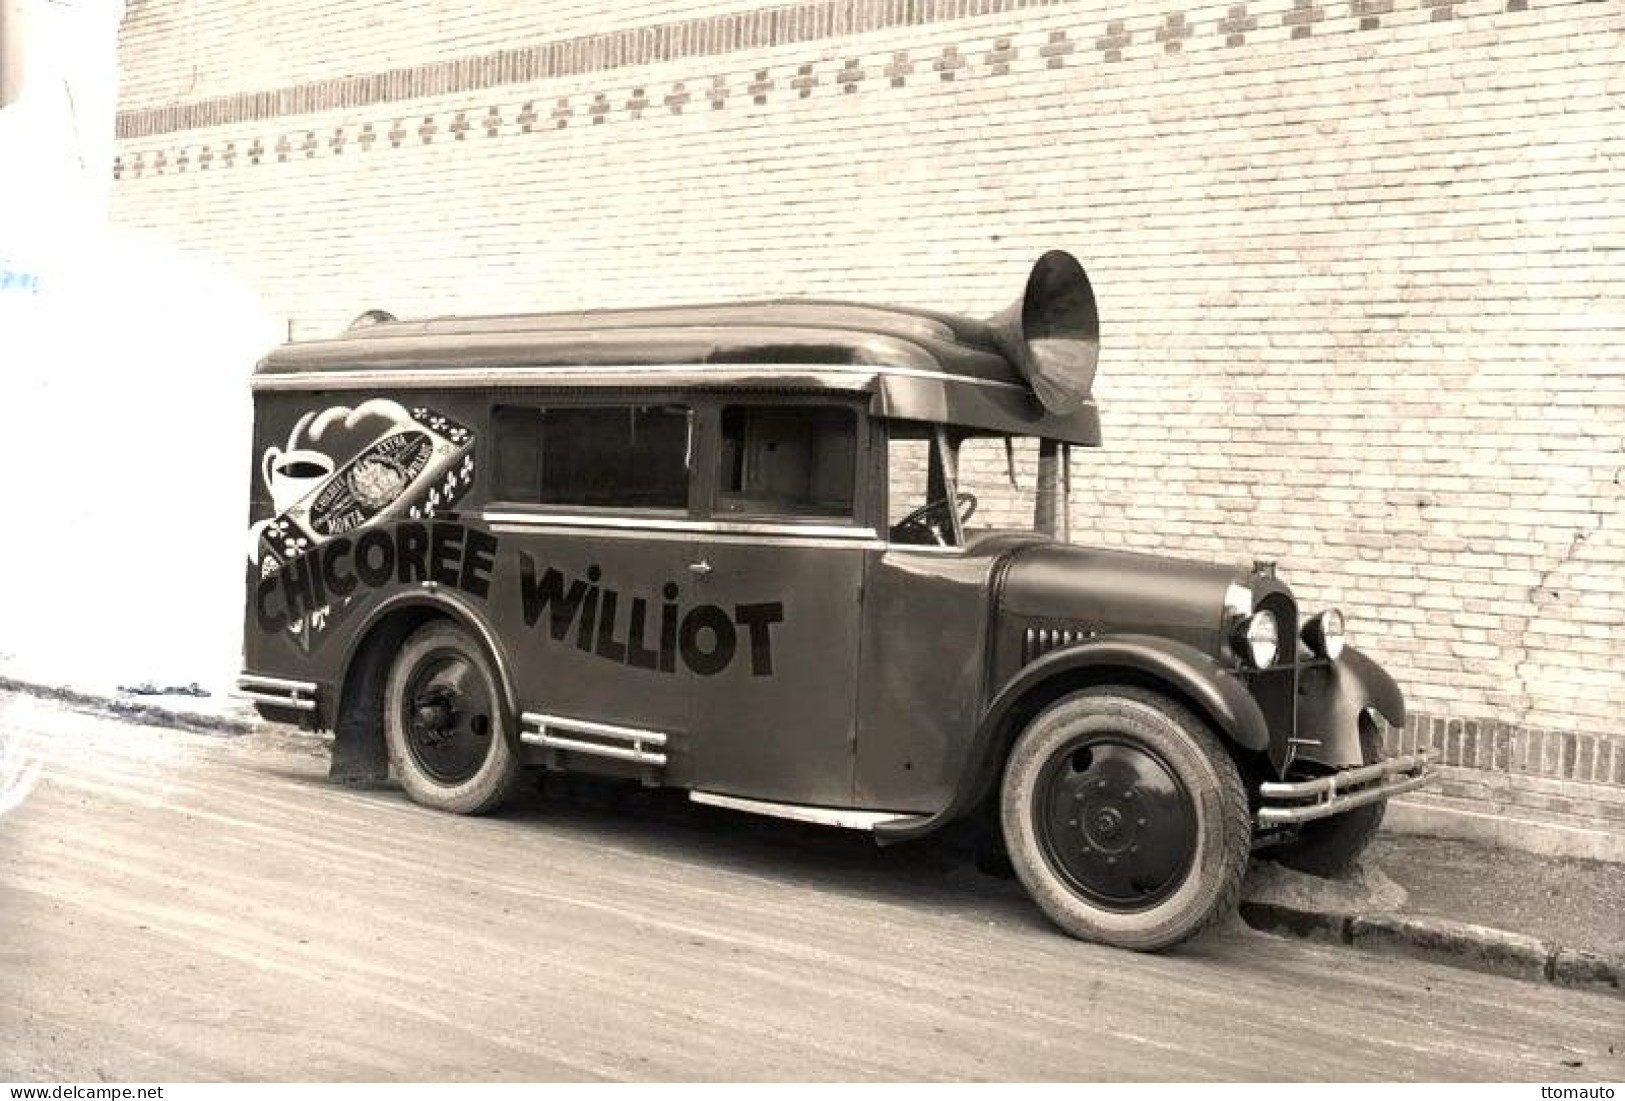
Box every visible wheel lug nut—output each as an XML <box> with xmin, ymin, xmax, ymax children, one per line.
<box><xmin>1068</xmin><ymin>818</ymin><xmax>1078</xmax><ymax>827</ymax></box>
<box><xmin>1106</xmin><ymin>856</ymin><xmax>1117</xmax><ymax>865</ymax></box>
<box><xmin>1137</xmin><ymin>818</ymin><xmax>1148</xmax><ymax>827</ymax></box>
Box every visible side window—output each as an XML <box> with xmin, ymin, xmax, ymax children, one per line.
<box><xmin>492</xmin><ymin>404</ymin><xmax>690</xmax><ymax>509</ymax></box>
<box><xmin>716</xmin><ymin>404</ymin><xmax>857</xmax><ymax>520</ymax></box>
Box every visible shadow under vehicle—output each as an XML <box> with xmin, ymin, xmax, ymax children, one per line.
<box><xmin>239</xmin><ymin>251</ymin><xmax>1434</xmax><ymax>951</ymax></box>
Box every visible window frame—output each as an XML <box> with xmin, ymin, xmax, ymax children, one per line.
<box><xmin>484</xmin><ymin>393</ymin><xmax>699</xmax><ymax>518</ymax></box>
<box><xmin>692</xmin><ymin>394</ymin><xmax>873</xmax><ymax>529</ymax></box>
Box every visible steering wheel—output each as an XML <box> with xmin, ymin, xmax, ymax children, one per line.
<box><xmin>893</xmin><ymin>492</ymin><xmax>978</xmax><ymax>546</ymax></box>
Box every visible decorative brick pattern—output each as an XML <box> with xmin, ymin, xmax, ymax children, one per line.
<box><xmin>985</xmin><ymin>38</ymin><xmax>1017</xmax><ymax>77</ymax></box>
<box><xmin>1351</xmin><ymin>0</ymin><xmax>1394</xmax><ymax>31</ymax></box>
<box><xmin>1037</xmin><ymin>29</ymin><xmax>1073</xmax><ymax>68</ymax></box>
<box><xmin>748</xmin><ymin>69</ymin><xmax>773</xmax><ymax>104</ymax></box>
<box><xmin>1220</xmin><ymin>4</ymin><xmax>1258</xmax><ymax>45</ymax></box>
<box><xmin>117</xmin><ymin>0</ymin><xmax>1087</xmax><ymax>139</ymax></box>
<box><xmin>837</xmin><ymin>58</ymin><xmax>865</xmax><ymax>93</ymax></box>
<box><xmin>1156</xmin><ymin>13</ymin><xmax>1192</xmax><ymax>54</ymax></box>
<box><xmin>884</xmin><ymin>51</ymin><xmax>914</xmax><ymax>87</ymax></box>
<box><xmin>791</xmin><ymin>63</ymin><xmax>818</xmax><ymax>98</ymax></box>
<box><xmin>1282</xmin><ymin>0</ymin><xmax>1325</xmax><ymax>39</ymax></box>
<box><xmin>1096</xmin><ymin>21</ymin><xmax>1133</xmax><ymax>63</ymax></box>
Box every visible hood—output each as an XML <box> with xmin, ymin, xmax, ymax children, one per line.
<box><xmin>1000</xmin><ymin>542</ymin><xmax>1269</xmax><ymax>654</ymax></box>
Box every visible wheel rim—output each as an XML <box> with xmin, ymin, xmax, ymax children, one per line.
<box><xmin>1033</xmin><ymin>736</ymin><xmax>1198</xmax><ymax>912</ymax></box>
<box><xmin>400</xmin><ymin>647</ymin><xmax>498</xmax><ymax>786</ymax></box>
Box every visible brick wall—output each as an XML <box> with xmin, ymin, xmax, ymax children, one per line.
<box><xmin>109</xmin><ymin>0</ymin><xmax>1624</xmax><ymax>827</ymax></box>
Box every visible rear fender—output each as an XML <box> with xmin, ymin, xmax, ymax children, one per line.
<box><xmin>328</xmin><ymin>589</ymin><xmax>519</xmax><ymax>785</ymax></box>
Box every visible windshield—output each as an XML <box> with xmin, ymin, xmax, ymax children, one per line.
<box><xmin>886</xmin><ymin>422</ymin><xmax>1072</xmax><ymax>547</ymax></box>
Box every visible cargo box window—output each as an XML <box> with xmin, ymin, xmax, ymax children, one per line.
<box><xmin>492</xmin><ymin>404</ymin><xmax>690</xmax><ymax>509</ymax></box>
<box><xmin>717</xmin><ymin>404</ymin><xmax>856</xmax><ymax>519</ymax></box>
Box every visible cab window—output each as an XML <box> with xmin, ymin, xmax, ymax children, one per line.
<box><xmin>716</xmin><ymin>404</ymin><xmax>856</xmax><ymax>520</ymax></box>
<box><xmin>492</xmin><ymin>404</ymin><xmax>690</xmax><ymax>509</ymax></box>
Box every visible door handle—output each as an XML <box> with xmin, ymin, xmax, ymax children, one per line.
<box><xmin>687</xmin><ymin>559</ymin><xmax>713</xmax><ymax>578</ymax></box>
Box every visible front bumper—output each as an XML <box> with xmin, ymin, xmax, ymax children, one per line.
<box><xmin>1255</xmin><ymin>748</ymin><xmax>1437</xmax><ymax>826</ymax></box>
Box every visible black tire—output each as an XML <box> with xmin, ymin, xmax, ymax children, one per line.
<box><xmin>383</xmin><ymin>621</ymin><xmax>520</xmax><ymax>815</ymax></box>
<box><xmin>1273</xmin><ymin>726</ymin><xmax>1386</xmax><ymax>878</ymax></box>
<box><xmin>1000</xmin><ymin>687</ymin><xmax>1251</xmax><ymax>951</ymax></box>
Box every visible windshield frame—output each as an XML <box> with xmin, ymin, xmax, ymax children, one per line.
<box><xmin>882</xmin><ymin>420</ymin><xmax>1071</xmax><ymax>550</ymax></box>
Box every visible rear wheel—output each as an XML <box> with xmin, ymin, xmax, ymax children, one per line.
<box><xmin>1001</xmin><ymin>687</ymin><xmax>1251</xmax><ymax>951</ymax></box>
<box><xmin>383</xmin><ymin>621</ymin><xmax>519</xmax><ymax>815</ymax></box>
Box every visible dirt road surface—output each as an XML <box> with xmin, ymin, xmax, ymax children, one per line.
<box><xmin>2</xmin><ymin>690</ymin><xmax>1620</xmax><ymax>1081</ymax></box>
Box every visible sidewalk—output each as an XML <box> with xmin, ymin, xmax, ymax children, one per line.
<box><xmin>3</xmin><ymin>674</ymin><xmax>1621</xmax><ymax>993</ymax></box>
<box><xmin>1241</xmin><ymin>833</ymin><xmax>1624</xmax><ymax>993</ymax></box>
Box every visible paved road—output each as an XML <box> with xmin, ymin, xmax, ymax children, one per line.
<box><xmin>2</xmin><ymin>690</ymin><xmax>1620</xmax><ymax>1082</ymax></box>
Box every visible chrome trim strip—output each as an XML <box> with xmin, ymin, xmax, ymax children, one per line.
<box><xmin>233</xmin><ymin>689</ymin><xmax>318</xmax><ymax>713</ymax></box>
<box><xmin>1257</xmin><ymin>770</ymin><xmax>1433</xmax><ymax>825</ymax></box>
<box><xmin>1259</xmin><ymin>749</ymin><xmax>1436</xmax><ymax>800</ymax></box>
<box><xmin>690</xmin><ymin>791</ymin><xmax>926</xmax><ymax>831</ymax></box>
<box><xmin>1223</xmin><ymin>582</ymin><xmax>1253</xmax><ymax>620</ymax></box>
<box><xmin>526</xmin><ymin>733</ymin><xmax>667</xmax><ymax>767</ymax></box>
<box><xmin>488</xmin><ymin>523</ymin><xmax>886</xmax><ymax>550</ymax></box>
<box><xmin>521</xmin><ymin>711</ymin><xmax>668</xmax><ymax>747</ymax></box>
<box><xmin>237</xmin><ymin>673</ymin><xmax>319</xmax><ymax>692</ymax></box>
<box><xmin>484</xmin><ymin>510</ymin><xmax>881</xmax><ymax>541</ymax></box>
<box><xmin>251</xmin><ymin>362</ymin><xmax>1030</xmax><ymax>394</ymax></box>
<box><xmin>234</xmin><ymin>673</ymin><xmax>319</xmax><ymax>713</ymax></box>
<box><xmin>1256</xmin><ymin>749</ymin><xmax>1437</xmax><ymax>826</ymax></box>
<box><xmin>520</xmin><ymin>711</ymin><xmax>669</xmax><ymax>767</ymax></box>
<box><xmin>884</xmin><ymin>543</ymin><xmax>966</xmax><ymax>556</ymax></box>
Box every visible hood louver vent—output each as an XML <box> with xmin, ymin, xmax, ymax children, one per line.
<box><xmin>1022</xmin><ymin>625</ymin><xmax>1092</xmax><ymax>665</ymax></box>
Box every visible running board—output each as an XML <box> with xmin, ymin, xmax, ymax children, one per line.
<box><xmin>520</xmin><ymin>711</ymin><xmax>668</xmax><ymax>769</ymax></box>
<box><xmin>235</xmin><ymin>672</ymin><xmax>318</xmax><ymax>713</ymax></box>
<box><xmin>690</xmin><ymin>791</ymin><xmax>927</xmax><ymax>832</ymax></box>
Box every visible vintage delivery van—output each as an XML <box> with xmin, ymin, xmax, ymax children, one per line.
<box><xmin>240</xmin><ymin>251</ymin><xmax>1435</xmax><ymax>950</ymax></box>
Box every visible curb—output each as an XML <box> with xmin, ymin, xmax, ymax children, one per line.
<box><xmin>1240</xmin><ymin>900</ymin><xmax>1624</xmax><ymax>995</ymax></box>
<box><xmin>0</xmin><ymin>675</ymin><xmax>261</xmax><ymax>738</ymax></box>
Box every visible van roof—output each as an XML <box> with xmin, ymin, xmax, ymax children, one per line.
<box><xmin>252</xmin><ymin>299</ymin><xmax>1101</xmax><ymax>446</ymax></box>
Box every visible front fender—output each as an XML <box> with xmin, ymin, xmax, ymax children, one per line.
<box><xmin>1295</xmin><ymin>645</ymin><xmax>1406</xmax><ymax>771</ymax></box>
<box><xmin>875</xmin><ymin>634</ymin><xmax>1267</xmax><ymax>843</ymax></box>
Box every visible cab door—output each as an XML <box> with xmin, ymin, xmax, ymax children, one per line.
<box><xmin>682</xmin><ymin>399</ymin><xmax>869</xmax><ymax>807</ymax></box>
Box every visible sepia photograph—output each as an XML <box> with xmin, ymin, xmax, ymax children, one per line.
<box><xmin>1</xmin><ymin>0</ymin><xmax>1621</xmax><ymax>1088</ymax></box>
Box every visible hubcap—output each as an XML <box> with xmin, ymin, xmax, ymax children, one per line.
<box><xmin>402</xmin><ymin>650</ymin><xmax>496</xmax><ymax>785</ymax></box>
<box><xmin>1034</xmin><ymin>737</ymin><xmax>1197</xmax><ymax>912</ymax></box>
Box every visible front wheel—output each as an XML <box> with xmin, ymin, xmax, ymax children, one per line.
<box><xmin>383</xmin><ymin>621</ymin><xmax>520</xmax><ymax>815</ymax></box>
<box><xmin>1000</xmin><ymin>687</ymin><xmax>1251</xmax><ymax>951</ymax></box>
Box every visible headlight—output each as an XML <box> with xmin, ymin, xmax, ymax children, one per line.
<box><xmin>1237</xmin><ymin>611</ymin><xmax>1278</xmax><ymax>668</ymax></box>
<box><xmin>1303</xmin><ymin>608</ymin><xmax>1346</xmax><ymax>660</ymax></box>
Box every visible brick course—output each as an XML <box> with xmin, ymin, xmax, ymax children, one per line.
<box><xmin>111</xmin><ymin>0</ymin><xmax>1624</xmax><ymax>828</ymax></box>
